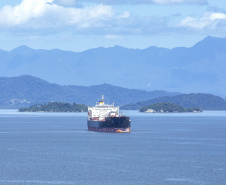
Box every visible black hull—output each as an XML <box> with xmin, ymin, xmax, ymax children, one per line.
<box><xmin>87</xmin><ymin>117</ymin><xmax>131</xmax><ymax>133</ymax></box>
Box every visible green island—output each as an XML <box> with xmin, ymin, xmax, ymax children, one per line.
<box><xmin>18</xmin><ymin>102</ymin><xmax>88</xmax><ymax>112</ymax></box>
<box><xmin>140</xmin><ymin>102</ymin><xmax>202</xmax><ymax>113</ymax></box>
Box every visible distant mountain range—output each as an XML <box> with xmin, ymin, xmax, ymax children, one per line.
<box><xmin>0</xmin><ymin>75</ymin><xmax>179</xmax><ymax>108</ymax></box>
<box><xmin>121</xmin><ymin>93</ymin><xmax>226</xmax><ymax>110</ymax></box>
<box><xmin>1</xmin><ymin>36</ymin><xmax>226</xmax><ymax>97</ymax></box>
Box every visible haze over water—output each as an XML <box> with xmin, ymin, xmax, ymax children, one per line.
<box><xmin>0</xmin><ymin>110</ymin><xmax>226</xmax><ymax>185</ymax></box>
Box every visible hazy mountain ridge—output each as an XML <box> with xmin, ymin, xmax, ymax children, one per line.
<box><xmin>0</xmin><ymin>75</ymin><xmax>179</xmax><ymax>108</ymax></box>
<box><xmin>0</xmin><ymin>36</ymin><xmax>226</xmax><ymax>97</ymax></box>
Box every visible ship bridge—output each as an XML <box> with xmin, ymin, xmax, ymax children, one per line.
<box><xmin>88</xmin><ymin>95</ymin><xmax>119</xmax><ymax>120</ymax></box>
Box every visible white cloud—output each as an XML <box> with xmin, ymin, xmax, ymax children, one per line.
<box><xmin>118</xmin><ymin>11</ymin><xmax>130</xmax><ymax>19</ymax></box>
<box><xmin>209</xmin><ymin>13</ymin><xmax>226</xmax><ymax>20</ymax></box>
<box><xmin>104</xmin><ymin>34</ymin><xmax>123</xmax><ymax>40</ymax></box>
<box><xmin>0</xmin><ymin>0</ymin><xmax>217</xmax><ymax>39</ymax></box>
<box><xmin>0</xmin><ymin>0</ymin><xmax>50</xmax><ymax>26</ymax></box>
<box><xmin>73</xmin><ymin>0</ymin><xmax>208</xmax><ymax>5</ymax></box>
<box><xmin>180</xmin><ymin>12</ymin><xmax>226</xmax><ymax>29</ymax></box>
<box><xmin>54</xmin><ymin>0</ymin><xmax>76</xmax><ymax>7</ymax></box>
<box><xmin>0</xmin><ymin>0</ymin><xmax>124</xmax><ymax>29</ymax></box>
<box><xmin>152</xmin><ymin>0</ymin><xmax>207</xmax><ymax>5</ymax></box>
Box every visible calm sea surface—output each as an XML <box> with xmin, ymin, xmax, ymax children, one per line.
<box><xmin>0</xmin><ymin>110</ymin><xmax>226</xmax><ymax>185</ymax></box>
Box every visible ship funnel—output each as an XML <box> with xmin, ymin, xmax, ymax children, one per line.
<box><xmin>99</xmin><ymin>95</ymin><xmax>105</xmax><ymax>105</ymax></box>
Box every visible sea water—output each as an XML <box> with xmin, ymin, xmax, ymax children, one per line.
<box><xmin>0</xmin><ymin>110</ymin><xmax>226</xmax><ymax>185</ymax></box>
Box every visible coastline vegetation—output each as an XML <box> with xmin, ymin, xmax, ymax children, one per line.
<box><xmin>19</xmin><ymin>102</ymin><xmax>88</xmax><ymax>112</ymax></box>
<box><xmin>140</xmin><ymin>102</ymin><xmax>202</xmax><ymax>113</ymax></box>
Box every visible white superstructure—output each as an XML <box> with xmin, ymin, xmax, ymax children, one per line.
<box><xmin>88</xmin><ymin>95</ymin><xmax>119</xmax><ymax>121</ymax></box>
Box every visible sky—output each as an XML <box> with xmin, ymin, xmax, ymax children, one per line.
<box><xmin>0</xmin><ymin>0</ymin><xmax>226</xmax><ymax>52</ymax></box>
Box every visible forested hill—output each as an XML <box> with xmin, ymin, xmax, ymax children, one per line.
<box><xmin>121</xmin><ymin>93</ymin><xmax>226</xmax><ymax>110</ymax></box>
<box><xmin>0</xmin><ymin>75</ymin><xmax>179</xmax><ymax>108</ymax></box>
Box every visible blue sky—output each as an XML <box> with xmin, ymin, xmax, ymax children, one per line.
<box><xmin>0</xmin><ymin>0</ymin><xmax>226</xmax><ymax>51</ymax></box>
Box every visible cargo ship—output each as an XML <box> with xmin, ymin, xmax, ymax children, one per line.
<box><xmin>87</xmin><ymin>95</ymin><xmax>131</xmax><ymax>133</ymax></box>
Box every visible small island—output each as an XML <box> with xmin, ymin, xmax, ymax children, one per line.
<box><xmin>18</xmin><ymin>102</ymin><xmax>88</xmax><ymax>112</ymax></box>
<box><xmin>140</xmin><ymin>102</ymin><xmax>202</xmax><ymax>113</ymax></box>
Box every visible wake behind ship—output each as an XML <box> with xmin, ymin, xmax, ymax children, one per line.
<box><xmin>87</xmin><ymin>96</ymin><xmax>131</xmax><ymax>133</ymax></box>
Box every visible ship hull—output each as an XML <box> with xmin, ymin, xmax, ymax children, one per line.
<box><xmin>87</xmin><ymin>117</ymin><xmax>131</xmax><ymax>133</ymax></box>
